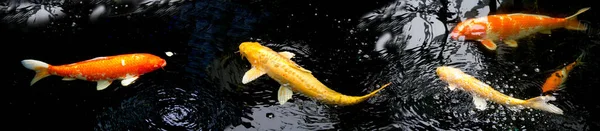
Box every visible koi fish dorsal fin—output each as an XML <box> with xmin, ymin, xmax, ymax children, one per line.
<box><xmin>86</xmin><ymin>57</ymin><xmax>109</xmax><ymax>62</ymax></box>
<box><xmin>290</xmin><ymin>62</ymin><xmax>312</xmax><ymax>73</ymax></box>
<box><xmin>565</xmin><ymin>7</ymin><xmax>590</xmax><ymax>20</ymax></box>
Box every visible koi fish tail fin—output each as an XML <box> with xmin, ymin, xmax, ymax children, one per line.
<box><xmin>524</xmin><ymin>95</ymin><xmax>564</xmax><ymax>115</ymax></box>
<box><xmin>355</xmin><ymin>82</ymin><xmax>392</xmax><ymax>103</ymax></box>
<box><xmin>564</xmin><ymin>7</ymin><xmax>590</xmax><ymax>31</ymax></box>
<box><xmin>21</xmin><ymin>59</ymin><xmax>51</xmax><ymax>86</ymax></box>
<box><xmin>574</xmin><ymin>51</ymin><xmax>586</xmax><ymax>67</ymax></box>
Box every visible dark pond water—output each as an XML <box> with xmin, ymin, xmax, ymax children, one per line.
<box><xmin>4</xmin><ymin>0</ymin><xmax>599</xmax><ymax>130</ymax></box>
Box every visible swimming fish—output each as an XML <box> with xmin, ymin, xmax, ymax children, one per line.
<box><xmin>450</xmin><ymin>7</ymin><xmax>590</xmax><ymax>50</ymax></box>
<box><xmin>21</xmin><ymin>53</ymin><xmax>167</xmax><ymax>90</ymax></box>
<box><xmin>239</xmin><ymin>42</ymin><xmax>391</xmax><ymax>106</ymax></box>
<box><xmin>541</xmin><ymin>52</ymin><xmax>585</xmax><ymax>94</ymax></box>
<box><xmin>436</xmin><ymin>66</ymin><xmax>563</xmax><ymax>115</ymax></box>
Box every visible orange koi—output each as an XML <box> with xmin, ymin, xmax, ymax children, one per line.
<box><xmin>450</xmin><ymin>7</ymin><xmax>590</xmax><ymax>50</ymax></box>
<box><xmin>541</xmin><ymin>53</ymin><xmax>584</xmax><ymax>93</ymax></box>
<box><xmin>21</xmin><ymin>53</ymin><xmax>167</xmax><ymax>90</ymax></box>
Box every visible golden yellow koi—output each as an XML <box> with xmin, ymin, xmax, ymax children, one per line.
<box><xmin>436</xmin><ymin>66</ymin><xmax>563</xmax><ymax>115</ymax></box>
<box><xmin>239</xmin><ymin>42</ymin><xmax>391</xmax><ymax>106</ymax></box>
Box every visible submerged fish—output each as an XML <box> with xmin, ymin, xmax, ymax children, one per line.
<box><xmin>239</xmin><ymin>42</ymin><xmax>391</xmax><ymax>106</ymax></box>
<box><xmin>21</xmin><ymin>53</ymin><xmax>166</xmax><ymax>90</ymax></box>
<box><xmin>436</xmin><ymin>66</ymin><xmax>563</xmax><ymax>115</ymax></box>
<box><xmin>450</xmin><ymin>7</ymin><xmax>590</xmax><ymax>50</ymax></box>
<box><xmin>541</xmin><ymin>52</ymin><xmax>585</xmax><ymax>94</ymax></box>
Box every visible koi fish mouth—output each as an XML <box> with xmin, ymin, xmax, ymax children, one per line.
<box><xmin>236</xmin><ymin>50</ymin><xmax>245</xmax><ymax>60</ymax></box>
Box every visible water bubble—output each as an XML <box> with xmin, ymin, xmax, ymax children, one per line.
<box><xmin>531</xmin><ymin>118</ymin><xmax>535</xmax><ymax>121</ymax></box>
<box><xmin>534</xmin><ymin>68</ymin><xmax>540</xmax><ymax>72</ymax></box>
<box><xmin>165</xmin><ymin>51</ymin><xmax>174</xmax><ymax>57</ymax></box>
<box><xmin>469</xmin><ymin>110</ymin><xmax>475</xmax><ymax>115</ymax></box>
<box><xmin>522</xmin><ymin>74</ymin><xmax>528</xmax><ymax>77</ymax></box>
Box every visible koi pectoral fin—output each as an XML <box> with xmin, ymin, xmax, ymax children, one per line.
<box><xmin>471</xmin><ymin>93</ymin><xmax>488</xmax><ymax>110</ymax></box>
<box><xmin>97</xmin><ymin>80</ymin><xmax>112</xmax><ymax>90</ymax></box>
<box><xmin>503</xmin><ymin>39</ymin><xmax>518</xmax><ymax>47</ymax></box>
<box><xmin>62</xmin><ymin>77</ymin><xmax>77</xmax><ymax>81</ymax></box>
<box><xmin>242</xmin><ymin>67</ymin><xmax>266</xmax><ymax>84</ymax></box>
<box><xmin>479</xmin><ymin>39</ymin><xmax>498</xmax><ymax>50</ymax></box>
<box><xmin>447</xmin><ymin>84</ymin><xmax>457</xmax><ymax>91</ymax></box>
<box><xmin>278</xmin><ymin>51</ymin><xmax>295</xmax><ymax>59</ymax></box>
<box><xmin>277</xmin><ymin>85</ymin><xmax>293</xmax><ymax>105</ymax></box>
<box><xmin>121</xmin><ymin>75</ymin><xmax>139</xmax><ymax>86</ymax></box>
<box><xmin>540</xmin><ymin>29</ymin><xmax>552</xmax><ymax>34</ymax></box>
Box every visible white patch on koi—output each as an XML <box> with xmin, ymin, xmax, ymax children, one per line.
<box><xmin>121</xmin><ymin>59</ymin><xmax>126</xmax><ymax>66</ymax></box>
<box><xmin>472</xmin><ymin>24</ymin><xmax>485</xmax><ymax>30</ymax></box>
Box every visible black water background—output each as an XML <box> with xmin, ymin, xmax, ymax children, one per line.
<box><xmin>3</xmin><ymin>0</ymin><xmax>599</xmax><ymax>130</ymax></box>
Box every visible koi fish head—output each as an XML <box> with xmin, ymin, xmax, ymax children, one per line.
<box><xmin>436</xmin><ymin>66</ymin><xmax>464</xmax><ymax>82</ymax></box>
<box><xmin>143</xmin><ymin>54</ymin><xmax>167</xmax><ymax>71</ymax></box>
<box><xmin>450</xmin><ymin>18</ymin><xmax>488</xmax><ymax>41</ymax></box>
<box><xmin>239</xmin><ymin>42</ymin><xmax>268</xmax><ymax>65</ymax></box>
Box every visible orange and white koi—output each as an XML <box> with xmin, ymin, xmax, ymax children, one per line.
<box><xmin>21</xmin><ymin>53</ymin><xmax>167</xmax><ymax>90</ymax></box>
<box><xmin>450</xmin><ymin>7</ymin><xmax>590</xmax><ymax>50</ymax></box>
<box><xmin>239</xmin><ymin>42</ymin><xmax>391</xmax><ymax>106</ymax></box>
<box><xmin>541</xmin><ymin>53</ymin><xmax>585</xmax><ymax>94</ymax></box>
<box><xmin>436</xmin><ymin>66</ymin><xmax>563</xmax><ymax>115</ymax></box>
